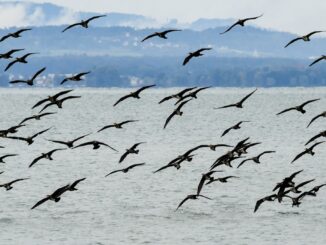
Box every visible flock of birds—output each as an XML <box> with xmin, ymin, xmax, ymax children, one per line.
<box><xmin>0</xmin><ymin>13</ymin><xmax>325</xmax><ymax>212</ymax></box>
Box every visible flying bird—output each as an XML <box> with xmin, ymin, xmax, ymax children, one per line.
<box><xmin>48</xmin><ymin>133</ymin><xmax>90</xmax><ymax>148</ymax></box>
<box><xmin>291</xmin><ymin>141</ymin><xmax>324</xmax><ymax>163</ymax></box>
<box><xmin>6</xmin><ymin>128</ymin><xmax>51</xmax><ymax>145</ymax></box>
<box><xmin>307</xmin><ymin>184</ymin><xmax>326</xmax><ymax>196</ymax></box>
<box><xmin>197</xmin><ymin>170</ymin><xmax>223</xmax><ymax>195</ymax></box>
<box><xmin>309</xmin><ymin>55</ymin><xmax>326</xmax><ymax>67</ymax></box>
<box><xmin>113</xmin><ymin>85</ymin><xmax>156</xmax><ymax>106</ymax></box>
<box><xmin>60</xmin><ymin>71</ymin><xmax>91</xmax><ymax>85</ymax></box>
<box><xmin>215</xmin><ymin>89</ymin><xmax>257</xmax><ymax>109</ymax></box>
<box><xmin>141</xmin><ymin>29</ymin><xmax>181</xmax><ymax>42</ymax></box>
<box><xmin>158</xmin><ymin>87</ymin><xmax>197</xmax><ymax>104</ymax></box>
<box><xmin>164</xmin><ymin>99</ymin><xmax>192</xmax><ymax>129</ymax></box>
<box><xmin>221</xmin><ymin>121</ymin><xmax>250</xmax><ymax>137</ymax></box>
<box><xmin>176</xmin><ymin>194</ymin><xmax>211</xmax><ymax>211</ymax></box>
<box><xmin>237</xmin><ymin>151</ymin><xmax>275</xmax><ymax>168</ymax></box>
<box><xmin>254</xmin><ymin>194</ymin><xmax>277</xmax><ymax>213</ymax></box>
<box><xmin>105</xmin><ymin>163</ymin><xmax>145</xmax><ymax>177</ymax></box>
<box><xmin>305</xmin><ymin>130</ymin><xmax>326</xmax><ymax>145</ymax></box>
<box><xmin>0</xmin><ymin>124</ymin><xmax>26</xmax><ymax>137</ymax></box>
<box><xmin>307</xmin><ymin>111</ymin><xmax>326</xmax><ymax>128</ymax></box>
<box><xmin>119</xmin><ymin>142</ymin><xmax>145</xmax><ymax>163</ymax></box>
<box><xmin>153</xmin><ymin>154</ymin><xmax>195</xmax><ymax>173</ymax></box>
<box><xmin>62</xmin><ymin>15</ymin><xmax>107</xmax><ymax>32</ymax></box>
<box><xmin>288</xmin><ymin>179</ymin><xmax>315</xmax><ymax>194</ymax></box>
<box><xmin>29</xmin><ymin>148</ymin><xmax>65</xmax><ymax>168</ymax></box>
<box><xmin>67</xmin><ymin>178</ymin><xmax>86</xmax><ymax>191</ymax></box>
<box><xmin>0</xmin><ymin>49</ymin><xmax>24</xmax><ymax>59</ymax></box>
<box><xmin>205</xmin><ymin>176</ymin><xmax>239</xmax><ymax>185</ymax></box>
<box><xmin>31</xmin><ymin>184</ymin><xmax>69</xmax><ymax>209</ymax></box>
<box><xmin>220</xmin><ymin>15</ymin><xmax>263</xmax><ymax>34</ymax></box>
<box><xmin>0</xmin><ymin>154</ymin><xmax>18</xmax><ymax>163</ymax></box>
<box><xmin>98</xmin><ymin>120</ymin><xmax>138</xmax><ymax>132</ymax></box>
<box><xmin>0</xmin><ymin>178</ymin><xmax>29</xmax><ymax>191</ymax></box>
<box><xmin>284</xmin><ymin>192</ymin><xmax>310</xmax><ymax>207</ymax></box>
<box><xmin>4</xmin><ymin>52</ymin><xmax>38</xmax><ymax>71</ymax></box>
<box><xmin>277</xmin><ymin>99</ymin><xmax>320</xmax><ymax>115</ymax></box>
<box><xmin>10</xmin><ymin>67</ymin><xmax>46</xmax><ymax>86</ymax></box>
<box><xmin>183</xmin><ymin>48</ymin><xmax>212</xmax><ymax>66</ymax></box>
<box><xmin>174</xmin><ymin>86</ymin><xmax>211</xmax><ymax>105</ymax></box>
<box><xmin>32</xmin><ymin>89</ymin><xmax>73</xmax><ymax>109</ymax></box>
<box><xmin>0</xmin><ymin>28</ymin><xmax>31</xmax><ymax>42</ymax></box>
<box><xmin>285</xmin><ymin>31</ymin><xmax>324</xmax><ymax>48</ymax></box>
<box><xmin>73</xmin><ymin>140</ymin><xmax>117</xmax><ymax>151</ymax></box>
<box><xmin>19</xmin><ymin>112</ymin><xmax>56</xmax><ymax>125</ymax></box>
<box><xmin>39</xmin><ymin>96</ymin><xmax>81</xmax><ymax>113</ymax></box>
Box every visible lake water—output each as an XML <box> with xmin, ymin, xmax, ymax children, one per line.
<box><xmin>0</xmin><ymin>87</ymin><xmax>325</xmax><ymax>245</ymax></box>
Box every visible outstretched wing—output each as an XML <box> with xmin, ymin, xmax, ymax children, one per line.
<box><xmin>113</xmin><ymin>94</ymin><xmax>132</xmax><ymax>106</ymax></box>
<box><xmin>4</xmin><ymin>60</ymin><xmax>18</xmax><ymax>71</ymax></box>
<box><xmin>9</xmin><ymin>80</ymin><xmax>27</xmax><ymax>84</ymax></box>
<box><xmin>105</xmin><ymin>169</ymin><xmax>123</xmax><ymax>177</ymax></box>
<box><xmin>31</xmin><ymin>67</ymin><xmax>46</xmax><ymax>81</ymax></box>
<box><xmin>182</xmin><ymin>53</ymin><xmax>193</xmax><ymax>66</ymax></box>
<box><xmin>85</xmin><ymin>15</ymin><xmax>106</xmax><ymax>24</ymax></box>
<box><xmin>307</xmin><ymin>113</ymin><xmax>323</xmax><ymax>128</ymax></box>
<box><xmin>29</xmin><ymin>155</ymin><xmax>45</xmax><ymax>168</ymax></box>
<box><xmin>284</xmin><ymin>37</ymin><xmax>302</xmax><ymax>48</ymax></box>
<box><xmin>221</xmin><ymin>126</ymin><xmax>233</xmax><ymax>137</ymax></box>
<box><xmin>141</xmin><ymin>33</ymin><xmax>158</xmax><ymax>42</ymax></box>
<box><xmin>305</xmin><ymin>132</ymin><xmax>324</xmax><ymax>145</ymax></box>
<box><xmin>301</xmin><ymin>98</ymin><xmax>320</xmax><ymax>108</ymax></box>
<box><xmin>291</xmin><ymin>150</ymin><xmax>307</xmax><ymax>163</ymax></box>
<box><xmin>69</xmin><ymin>178</ymin><xmax>86</xmax><ymax>189</ymax></box>
<box><xmin>127</xmin><ymin>163</ymin><xmax>145</xmax><ymax>170</ymax></box>
<box><xmin>239</xmin><ymin>88</ymin><xmax>257</xmax><ymax>105</ymax></box>
<box><xmin>31</xmin><ymin>128</ymin><xmax>51</xmax><ymax>139</ymax></box>
<box><xmin>163</xmin><ymin>110</ymin><xmax>177</xmax><ymax>129</ymax></box>
<box><xmin>31</xmin><ymin>196</ymin><xmax>50</xmax><ymax>209</ymax></box>
<box><xmin>254</xmin><ymin>198</ymin><xmax>265</xmax><ymax>213</ymax></box>
<box><xmin>176</xmin><ymin>196</ymin><xmax>191</xmax><ymax>210</ymax></box>
<box><xmin>237</xmin><ymin>159</ymin><xmax>250</xmax><ymax>168</ymax></box>
<box><xmin>220</xmin><ymin>22</ymin><xmax>240</xmax><ymax>34</ymax></box>
<box><xmin>197</xmin><ymin>176</ymin><xmax>206</xmax><ymax>196</ymax></box>
<box><xmin>62</xmin><ymin>22</ymin><xmax>82</xmax><ymax>32</ymax></box>
<box><xmin>309</xmin><ymin>56</ymin><xmax>326</xmax><ymax>67</ymax></box>
<box><xmin>119</xmin><ymin>151</ymin><xmax>129</xmax><ymax>163</ymax></box>
<box><xmin>276</xmin><ymin>107</ymin><xmax>296</xmax><ymax>115</ymax></box>
<box><xmin>0</xmin><ymin>33</ymin><xmax>12</xmax><ymax>42</ymax></box>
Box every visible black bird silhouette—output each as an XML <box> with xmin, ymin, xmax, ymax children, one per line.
<box><xmin>176</xmin><ymin>194</ymin><xmax>212</xmax><ymax>211</ymax></box>
<box><xmin>273</xmin><ymin>169</ymin><xmax>303</xmax><ymax>202</ymax></box>
<box><xmin>183</xmin><ymin>48</ymin><xmax>212</xmax><ymax>66</ymax></box>
<box><xmin>288</xmin><ymin>179</ymin><xmax>315</xmax><ymax>194</ymax></box>
<box><xmin>0</xmin><ymin>49</ymin><xmax>24</xmax><ymax>59</ymax></box>
<box><xmin>221</xmin><ymin>121</ymin><xmax>250</xmax><ymax>137</ymax></box>
<box><xmin>10</xmin><ymin>67</ymin><xmax>46</xmax><ymax>86</ymax></box>
<box><xmin>0</xmin><ymin>124</ymin><xmax>26</xmax><ymax>137</ymax></box>
<box><xmin>277</xmin><ymin>99</ymin><xmax>320</xmax><ymax>115</ymax></box>
<box><xmin>31</xmin><ymin>184</ymin><xmax>70</xmax><ymax>209</ymax></box>
<box><xmin>305</xmin><ymin>130</ymin><xmax>326</xmax><ymax>145</ymax></box>
<box><xmin>62</xmin><ymin>15</ymin><xmax>107</xmax><ymax>32</ymax></box>
<box><xmin>309</xmin><ymin>55</ymin><xmax>326</xmax><ymax>67</ymax></box>
<box><xmin>67</xmin><ymin>178</ymin><xmax>86</xmax><ymax>191</ymax></box>
<box><xmin>48</xmin><ymin>133</ymin><xmax>90</xmax><ymax>148</ymax></box>
<box><xmin>5</xmin><ymin>52</ymin><xmax>37</xmax><ymax>71</ymax></box>
<box><xmin>307</xmin><ymin>184</ymin><xmax>326</xmax><ymax>196</ymax></box>
<box><xmin>307</xmin><ymin>111</ymin><xmax>326</xmax><ymax>128</ymax></box>
<box><xmin>0</xmin><ymin>178</ymin><xmax>29</xmax><ymax>191</ymax></box>
<box><xmin>29</xmin><ymin>148</ymin><xmax>65</xmax><ymax>168</ymax></box>
<box><xmin>73</xmin><ymin>140</ymin><xmax>117</xmax><ymax>151</ymax></box>
<box><xmin>0</xmin><ymin>154</ymin><xmax>18</xmax><ymax>163</ymax></box>
<box><xmin>291</xmin><ymin>142</ymin><xmax>324</xmax><ymax>163</ymax></box>
<box><xmin>105</xmin><ymin>163</ymin><xmax>145</xmax><ymax>177</ymax></box>
<box><xmin>254</xmin><ymin>194</ymin><xmax>277</xmax><ymax>213</ymax></box>
<box><xmin>215</xmin><ymin>89</ymin><xmax>257</xmax><ymax>109</ymax></box>
<box><xmin>6</xmin><ymin>128</ymin><xmax>51</xmax><ymax>145</ymax></box>
<box><xmin>113</xmin><ymin>85</ymin><xmax>156</xmax><ymax>106</ymax></box>
<box><xmin>119</xmin><ymin>142</ymin><xmax>145</xmax><ymax>163</ymax></box>
<box><xmin>164</xmin><ymin>99</ymin><xmax>192</xmax><ymax>129</ymax></box>
<box><xmin>284</xmin><ymin>192</ymin><xmax>310</xmax><ymax>207</ymax></box>
<box><xmin>220</xmin><ymin>15</ymin><xmax>263</xmax><ymax>34</ymax></box>
<box><xmin>174</xmin><ymin>86</ymin><xmax>211</xmax><ymax>105</ymax></box>
<box><xmin>19</xmin><ymin>112</ymin><xmax>56</xmax><ymax>125</ymax></box>
<box><xmin>39</xmin><ymin>96</ymin><xmax>81</xmax><ymax>113</ymax></box>
<box><xmin>197</xmin><ymin>170</ymin><xmax>223</xmax><ymax>195</ymax></box>
<box><xmin>153</xmin><ymin>154</ymin><xmax>195</xmax><ymax>173</ymax></box>
<box><xmin>237</xmin><ymin>151</ymin><xmax>276</xmax><ymax>168</ymax></box>
<box><xmin>32</xmin><ymin>89</ymin><xmax>73</xmax><ymax>109</ymax></box>
<box><xmin>285</xmin><ymin>31</ymin><xmax>324</xmax><ymax>48</ymax></box>
<box><xmin>158</xmin><ymin>87</ymin><xmax>197</xmax><ymax>104</ymax></box>
<box><xmin>205</xmin><ymin>176</ymin><xmax>239</xmax><ymax>185</ymax></box>
<box><xmin>141</xmin><ymin>29</ymin><xmax>181</xmax><ymax>42</ymax></box>
<box><xmin>98</xmin><ymin>120</ymin><xmax>138</xmax><ymax>132</ymax></box>
<box><xmin>0</xmin><ymin>28</ymin><xmax>31</xmax><ymax>42</ymax></box>
<box><xmin>183</xmin><ymin>144</ymin><xmax>232</xmax><ymax>156</ymax></box>
<box><xmin>61</xmin><ymin>71</ymin><xmax>91</xmax><ymax>85</ymax></box>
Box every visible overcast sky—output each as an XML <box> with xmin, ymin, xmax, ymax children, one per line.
<box><xmin>2</xmin><ymin>0</ymin><xmax>326</xmax><ymax>34</ymax></box>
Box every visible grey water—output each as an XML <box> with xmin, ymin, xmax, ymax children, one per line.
<box><xmin>0</xmin><ymin>87</ymin><xmax>325</xmax><ymax>245</ymax></box>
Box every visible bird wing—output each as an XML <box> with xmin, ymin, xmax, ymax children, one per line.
<box><xmin>5</xmin><ymin>49</ymin><xmax>24</xmax><ymax>56</ymax></box>
<box><xmin>99</xmin><ymin>142</ymin><xmax>118</xmax><ymax>152</ymax></box>
<box><xmin>301</xmin><ymin>98</ymin><xmax>320</xmax><ymax>108</ymax></box>
<box><xmin>75</xmin><ymin>71</ymin><xmax>91</xmax><ymax>80</ymax></box>
<box><xmin>69</xmin><ymin>178</ymin><xmax>86</xmax><ymax>189</ymax></box>
<box><xmin>258</xmin><ymin>151</ymin><xmax>275</xmax><ymax>158</ymax></box>
<box><xmin>136</xmin><ymin>84</ymin><xmax>156</xmax><ymax>94</ymax></box>
<box><xmin>5</xmin><ymin>136</ymin><xmax>28</xmax><ymax>143</ymax></box>
<box><xmin>176</xmin><ymin>196</ymin><xmax>191</xmax><ymax>210</ymax></box>
<box><xmin>158</xmin><ymin>95</ymin><xmax>174</xmax><ymax>104</ymax></box>
<box><xmin>126</xmin><ymin>163</ymin><xmax>145</xmax><ymax>170</ymax></box>
<box><xmin>73</xmin><ymin>141</ymin><xmax>93</xmax><ymax>149</ymax></box>
<box><xmin>113</xmin><ymin>94</ymin><xmax>132</xmax><ymax>106</ymax></box>
<box><xmin>310</xmin><ymin>141</ymin><xmax>325</xmax><ymax>150</ymax></box>
<box><xmin>288</xmin><ymin>169</ymin><xmax>304</xmax><ymax>180</ymax></box>
<box><xmin>0</xmin><ymin>154</ymin><xmax>17</xmax><ymax>161</ymax></box>
<box><xmin>254</xmin><ymin>198</ymin><xmax>265</xmax><ymax>213</ymax></box>
<box><xmin>85</xmin><ymin>15</ymin><xmax>106</xmax><ymax>23</ymax></box>
<box><xmin>32</xmin><ymin>98</ymin><xmax>50</xmax><ymax>109</ymax></box>
<box><xmin>8</xmin><ymin>178</ymin><xmax>28</xmax><ymax>185</ymax></box>
<box><xmin>182</xmin><ymin>53</ymin><xmax>193</xmax><ymax>66</ymax></box>
<box><xmin>31</xmin><ymin>67</ymin><xmax>46</xmax><ymax>81</ymax></box>
<box><xmin>105</xmin><ymin>169</ymin><xmax>123</xmax><ymax>177</ymax></box>
<box><xmin>39</xmin><ymin>102</ymin><xmax>55</xmax><ymax>113</ymax></box>
<box><xmin>284</xmin><ymin>37</ymin><xmax>302</xmax><ymax>48</ymax></box>
<box><xmin>9</xmin><ymin>80</ymin><xmax>28</xmax><ymax>84</ymax></box>
<box><xmin>295</xmin><ymin>179</ymin><xmax>315</xmax><ymax>190</ymax></box>
<box><xmin>153</xmin><ymin>164</ymin><xmax>172</xmax><ymax>173</ymax></box>
<box><xmin>237</xmin><ymin>159</ymin><xmax>250</xmax><ymax>168</ymax></box>
<box><xmin>53</xmin><ymin>89</ymin><xmax>74</xmax><ymax>100</ymax></box>
<box><xmin>29</xmin><ymin>155</ymin><xmax>45</xmax><ymax>168</ymax></box>
<box><xmin>307</xmin><ymin>113</ymin><xmax>323</xmax><ymax>127</ymax></box>
<box><xmin>16</xmin><ymin>28</ymin><xmax>32</xmax><ymax>35</ymax></box>
<box><xmin>97</xmin><ymin>125</ymin><xmax>113</xmax><ymax>132</ymax></box>
<box><xmin>220</xmin><ymin>22</ymin><xmax>240</xmax><ymax>34</ymax></box>
<box><xmin>276</xmin><ymin>107</ymin><xmax>296</xmax><ymax>115</ymax></box>
<box><xmin>162</xmin><ymin>29</ymin><xmax>182</xmax><ymax>35</ymax></box>
<box><xmin>31</xmin><ymin>196</ymin><xmax>50</xmax><ymax>209</ymax></box>
<box><xmin>197</xmin><ymin>194</ymin><xmax>212</xmax><ymax>200</ymax></box>
<box><xmin>306</xmin><ymin>132</ymin><xmax>324</xmax><ymax>145</ymax></box>
<box><xmin>163</xmin><ymin>110</ymin><xmax>177</xmax><ymax>129</ymax></box>
<box><xmin>72</xmin><ymin>133</ymin><xmax>90</xmax><ymax>143</ymax></box>
<box><xmin>60</xmin><ymin>96</ymin><xmax>81</xmax><ymax>104</ymax></box>
<box><xmin>52</xmin><ymin>185</ymin><xmax>70</xmax><ymax>197</ymax></box>
<box><xmin>243</xmin><ymin>14</ymin><xmax>263</xmax><ymax>22</ymax></box>
<box><xmin>39</xmin><ymin>112</ymin><xmax>56</xmax><ymax>118</ymax></box>
<box><xmin>141</xmin><ymin>33</ymin><xmax>158</xmax><ymax>42</ymax></box>
<box><xmin>0</xmin><ymin>33</ymin><xmax>12</xmax><ymax>42</ymax></box>
<box><xmin>307</xmin><ymin>31</ymin><xmax>323</xmax><ymax>37</ymax></box>
<box><xmin>48</xmin><ymin>140</ymin><xmax>69</xmax><ymax>146</ymax></box>
<box><xmin>221</xmin><ymin>126</ymin><xmax>233</xmax><ymax>137</ymax></box>
<box><xmin>31</xmin><ymin>128</ymin><xmax>51</xmax><ymax>139</ymax></box>
<box><xmin>239</xmin><ymin>88</ymin><xmax>257</xmax><ymax>105</ymax></box>
<box><xmin>120</xmin><ymin>120</ymin><xmax>138</xmax><ymax>126</ymax></box>
<box><xmin>215</xmin><ymin>103</ymin><xmax>237</xmax><ymax>109</ymax></box>
<box><xmin>131</xmin><ymin>142</ymin><xmax>145</xmax><ymax>150</ymax></box>
<box><xmin>119</xmin><ymin>151</ymin><xmax>129</xmax><ymax>163</ymax></box>
<box><xmin>197</xmin><ymin>176</ymin><xmax>206</xmax><ymax>196</ymax></box>
<box><xmin>5</xmin><ymin>60</ymin><xmax>18</xmax><ymax>71</ymax></box>
<box><xmin>309</xmin><ymin>56</ymin><xmax>326</xmax><ymax>67</ymax></box>
<box><xmin>178</xmin><ymin>87</ymin><xmax>197</xmax><ymax>97</ymax></box>
<box><xmin>62</xmin><ymin>22</ymin><xmax>82</xmax><ymax>32</ymax></box>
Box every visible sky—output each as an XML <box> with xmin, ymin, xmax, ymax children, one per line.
<box><xmin>1</xmin><ymin>0</ymin><xmax>326</xmax><ymax>34</ymax></box>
